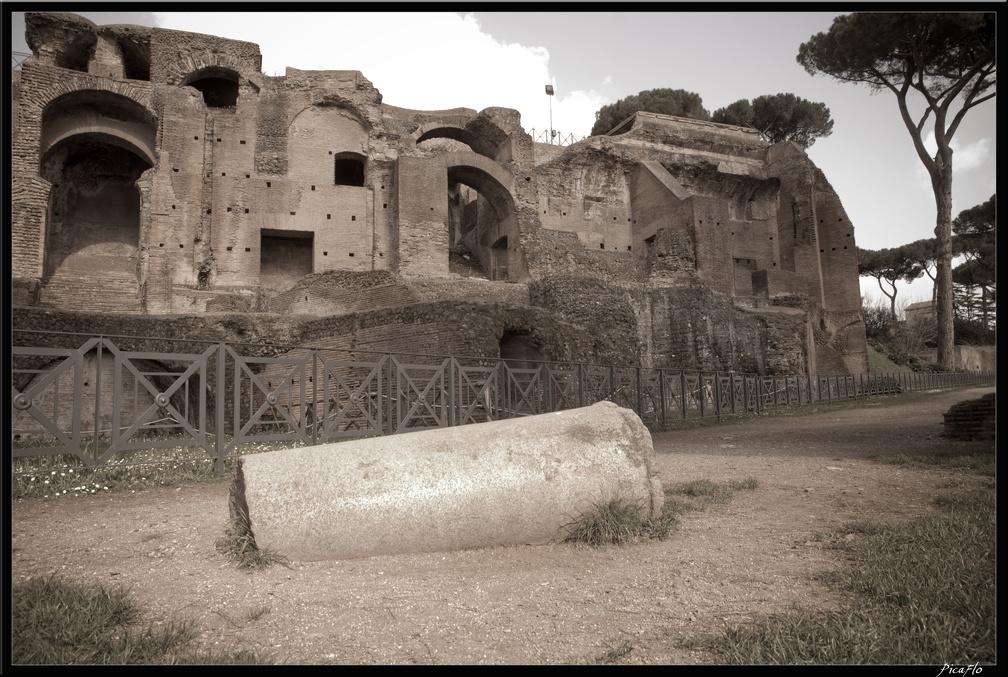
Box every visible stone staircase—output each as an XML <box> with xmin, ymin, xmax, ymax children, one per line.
<box><xmin>39</xmin><ymin>270</ymin><xmax>143</xmax><ymax>314</ymax></box>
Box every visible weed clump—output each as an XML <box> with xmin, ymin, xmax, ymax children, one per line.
<box><xmin>564</xmin><ymin>477</ymin><xmax>759</xmax><ymax>547</ymax></box>
<box><xmin>11</xmin><ymin>575</ymin><xmax>260</xmax><ymax>664</ymax></box>
<box><xmin>564</xmin><ymin>499</ymin><xmax>652</xmax><ymax>546</ymax></box>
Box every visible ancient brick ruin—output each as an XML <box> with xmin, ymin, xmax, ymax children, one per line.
<box><xmin>942</xmin><ymin>393</ymin><xmax>996</xmax><ymax>441</ymax></box>
<box><xmin>12</xmin><ymin>12</ymin><xmax>868</xmax><ymax>377</ymax></box>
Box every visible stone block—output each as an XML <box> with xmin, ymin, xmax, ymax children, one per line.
<box><xmin>231</xmin><ymin>401</ymin><xmax>663</xmax><ymax>561</ymax></box>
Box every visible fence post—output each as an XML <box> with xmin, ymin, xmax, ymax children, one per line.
<box><xmin>658</xmin><ymin>368</ymin><xmax>666</xmax><ymax>424</ymax></box>
<box><xmin>448</xmin><ymin>358</ymin><xmax>457</xmax><ymax>428</ymax></box>
<box><xmin>215</xmin><ymin>342</ymin><xmax>226</xmax><ymax>476</ymax></box>
<box><xmin>386</xmin><ymin>354</ymin><xmax>395</xmax><ymax>434</ymax></box>
<box><xmin>635</xmin><ymin>366</ymin><xmax>643</xmax><ymax>419</ymax></box>
<box><xmin>714</xmin><ymin>372</ymin><xmax>722</xmax><ymax>421</ymax></box>
<box><xmin>680</xmin><ymin>371</ymin><xmax>687</xmax><ymax>419</ymax></box>
<box><xmin>92</xmin><ymin>337</ymin><xmax>104</xmax><ymax>466</ymax></box>
<box><xmin>729</xmin><ymin>373</ymin><xmax>737</xmax><ymax>415</ymax></box>
<box><xmin>698</xmin><ymin>372</ymin><xmax>706</xmax><ymax>418</ymax></box>
<box><xmin>308</xmin><ymin>349</ymin><xmax>317</xmax><ymax>446</ymax></box>
<box><xmin>756</xmin><ymin>375</ymin><xmax>763</xmax><ymax>414</ymax></box>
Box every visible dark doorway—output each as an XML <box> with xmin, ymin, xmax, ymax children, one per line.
<box><xmin>260</xmin><ymin>229</ymin><xmax>313</xmax><ymax>290</ymax></box>
<box><xmin>499</xmin><ymin>331</ymin><xmax>548</xmax><ymax>370</ymax></box>
<box><xmin>41</xmin><ymin>138</ymin><xmax>149</xmax><ymax>279</ymax></box>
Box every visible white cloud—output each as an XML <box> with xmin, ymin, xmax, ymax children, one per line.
<box><xmin>914</xmin><ymin>132</ymin><xmax>995</xmax><ymax>194</ymax></box>
<box><xmin>153</xmin><ymin>12</ymin><xmax>579</xmax><ymax>134</ymax></box>
<box><xmin>951</xmin><ymin>137</ymin><xmax>993</xmax><ymax>172</ymax></box>
<box><xmin>550</xmin><ymin>88</ymin><xmax>609</xmax><ymax>140</ymax></box>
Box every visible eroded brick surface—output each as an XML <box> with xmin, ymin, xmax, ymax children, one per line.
<box><xmin>12</xmin><ymin>12</ymin><xmax>867</xmax><ymax>379</ymax></box>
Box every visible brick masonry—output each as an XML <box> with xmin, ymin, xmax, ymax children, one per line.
<box><xmin>941</xmin><ymin>393</ymin><xmax>996</xmax><ymax>441</ymax></box>
<box><xmin>12</xmin><ymin>11</ymin><xmax>870</xmax><ymax>387</ymax></box>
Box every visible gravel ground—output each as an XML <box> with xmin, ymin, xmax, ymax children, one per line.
<box><xmin>11</xmin><ymin>386</ymin><xmax>995</xmax><ymax>664</ymax></box>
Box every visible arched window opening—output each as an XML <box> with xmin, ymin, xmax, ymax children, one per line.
<box><xmin>334</xmin><ymin>153</ymin><xmax>366</xmax><ymax>186</ymax></box>
<box><xmin>189</xmin><ymin>77</ymin><xmax>239</xmax><ymax>108</ymax></box>
<box><xmin>40</xmin><ymin>136</ymin><xmax>150</xmax><ymax>280</ymax></box>
<box><xmin>184</xmin><ymin>67</ymin><xmax>241</xmax><ymax>108</ymax></box>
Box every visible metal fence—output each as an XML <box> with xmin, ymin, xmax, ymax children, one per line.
<box><xmin>11</xmin><ymin>333</ymin><xmax>996</xmax><ymax>472</ymax></box>
<box><xmin>528</xmin><ymin>128</ymin><xmax>586</xmax><ymax>146</ymax></box>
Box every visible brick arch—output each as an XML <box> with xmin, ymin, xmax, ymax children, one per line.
<box><xmin>40</xmin><ymin>89</ymin><xmax>157</xmax><ymax>168</ymax></box>
<box><xmin>32</xmin><ymin>79</ymin><xmax>154</xmax><ymax>122</ymax></box>
<box><xmin>415</xmin><ymin>123</ymin><xmax>496</xmax><ymax>159</ymax></box>
<box><xmin>169</xmin><ymin>50</ymin><xmax>249</xmax><ymax>87</ymax></box>
<box><xmin>441</xmin><ymin>151</ymin><xmax>527</xmax><ymax>280</ymax></box>
<box><xmin>41</xmin><ymin>117</ymin><xmax>156</xmax><ymax>167</ymax></box>
<box><xmin>443</xmin><ymin>150</ymin><xmax>515</xmax><ymax>208</ymax></box>
<box><xmin>181</xmin><ymin>64</ymin><xmax>240</xmax><ymax>86</ymax></box>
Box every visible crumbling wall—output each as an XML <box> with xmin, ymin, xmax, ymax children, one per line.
<box><xmin>12</xmin><ymin>12</ymin><xmax>867</xmax><ymax>379</ymax></box>
<box><xmin>395</xmin><ymin>156</ymin><xmax>450</xmax><ymax>277</ymax></box>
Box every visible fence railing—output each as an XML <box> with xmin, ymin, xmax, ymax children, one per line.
<box><xmin>11</xmin><ymin>334</ymin><xmax>996</xmax><ymax>472</ymax></box>
<box><xmin>528</xmin><ymin>128</ymin><xmax>587</xmax><ymax>146</ymax></box>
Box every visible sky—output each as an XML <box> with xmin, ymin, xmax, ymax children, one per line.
<box><xmin>10</xmin><ymin>9</ymin><xmax>997</xmax><ymax>310</ymax></box>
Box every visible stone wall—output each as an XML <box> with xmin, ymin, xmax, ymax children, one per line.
<box><xmin>942</xmin><ymin>393</ymin><xmax>995</xmax><ymax>441</ymax></box>
<box><xmin>12</xmin><ymin>11</ymin><xmax>871</xmax><ymax>379</ymax></box>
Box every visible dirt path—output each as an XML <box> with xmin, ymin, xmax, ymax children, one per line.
<box><xmin>11</xmin><ymin>386</ymin><xmax>995</xmax><ymax>664</ymax></box>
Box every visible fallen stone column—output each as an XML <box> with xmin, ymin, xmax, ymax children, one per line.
<box><xmin>230</xmin><ymin>401</ymin><xmax>664</xmax><ymax>561</ymax></box>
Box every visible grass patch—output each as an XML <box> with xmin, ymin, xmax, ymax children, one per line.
<box><xmin>12</xmin><ymin>575</ymin><xmax>262</xmax><ymax>665</ymax></box>
<box><xmin>565</xmin><ymin>478</ymin><xmax>759</xmax><ymax>547</ymax></box>
<box><xmin>674</xmin><ymin>479</ymin><xmax>734</xmax><ymax>503</ymax></box>
<box><xmin>729</xmin><ymin>477</ymin><xmax>760</xmax><ymax>491</ymax></box>
<box><xmin>872</xmin><ymin>440</ymin><xmax>995</xmax><ymax>476</ymax></box>
<box><xmin>245</xmin><ymin>604</ymin><xmax>272</xmax><ymax>623</ymax></box>
<box><xmin>563</xmin><ymin>499</ymin><xmax>651</xmax><ymax>546</ymax></box>
<box><xmin>10</xmin><ymin>439</ymin><xmax>299</xmax><ymax>500</ymax></box>
<box><xmin>645</xmin><ymin>385</ymin><xmax>981</xmax><ymax>433</ymax></box>
<box><xmin>866</xmin><ymin>343</ymin><xmax>917</xmax><ymax>375</ymax></box>
<box><xmin>215</xmin><ymin>505</ymin><xmax>288</xmax><ymax>571</ymax></box>
<box><xmin>713</xmin><ymin>486</ymin><xmax>996</xmax><ymax>664</ymax></box>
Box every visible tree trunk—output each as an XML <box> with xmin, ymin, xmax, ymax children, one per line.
<box><xmin>933</xmin><ymin>167</ymin><xmax>956</xmax><ymax>369</ymax></box>
<box><xmin>980</xmin><ymin>285</ymin><xmax>989</xmax><ymax>330</ymax></box>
